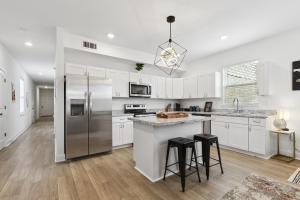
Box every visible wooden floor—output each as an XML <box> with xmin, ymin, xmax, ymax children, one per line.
<box><xmin>0</xmin><ymin>120</ymin><xmax>299</xmax><ymax>200</ymax></box>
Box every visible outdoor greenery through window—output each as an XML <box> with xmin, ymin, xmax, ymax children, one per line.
<box><xmin>223</xmin><ymin>60</ymin><xmax>258</xmax><ymax>104</ymax></box>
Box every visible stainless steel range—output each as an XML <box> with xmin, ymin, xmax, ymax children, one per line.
<box><xmin>124</xmin><ymin>104</ymin><xmax>156</xmax><ymax>117</ymax></box>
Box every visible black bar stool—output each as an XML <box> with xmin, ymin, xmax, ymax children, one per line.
<box><xmin>163</xmin><ymin>137</ymin><xmax>201</xmax><ymax>192</ymax></box>
<box><xmin>190</xmin><ymin>134</ymin><xmax>223</xmax><ymax>180</ymax></box>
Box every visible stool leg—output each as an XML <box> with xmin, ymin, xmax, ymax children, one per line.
<box><xmin>216</xmin><ymin>140</ymin><xmax>224</xmax><ymax>174</ymax></box>
<box><xmin>201</xmin><ymin>141</ymin><xmax>206</xmax><ymax>166</ymax></box>
<box><xmin>163</xmin><ymin>143</ymin><xmax>171</xmax><ymax>180</ymax></box>
<box><xmin>204</xmin><ymin>141</ymin><xmax>210</xmax><ymax>180</ymax></box>
<box><xmin>193</xmin><ymin>145</ymin><xmax>201</xmax><ymax>183</ymax></box>
<box><xmin>178</xmin><ymin>146</ymin><xmax>186</xmax><ymax>192</ymax></box>
<box><xmin>189</xmin><ymin>144</ymin><xmax>194</xmax><ymax>170</ymax></box>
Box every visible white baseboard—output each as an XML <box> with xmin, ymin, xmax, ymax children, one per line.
<box><xmin>134</xmin><ymin>164</ymin><xmax>195</xmax><ymax>183</ymax></box>
<box><xmin>55</xmin><ymin>154</ymin><xmax>66</xmax><ymax>163</ymax></box>
<box><xmin>5</xmin><ymin>124</ymin><xmax>31</xmax><ymax>147</ymax></box>
<box><xmin>0</xmin><ymin>138</ymin><xmax>5</xmax><ymax>150</ymax></box>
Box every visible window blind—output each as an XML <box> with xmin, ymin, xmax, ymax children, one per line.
<box><xmin>224</xmin><ymin>61</ymin><xmax>258</xmax><ymax>104</ymax></box>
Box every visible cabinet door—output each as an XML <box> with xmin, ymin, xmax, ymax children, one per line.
<box><xmin>211</xmin><ymin>121</ymin><xmax>228</xmax><ymax>145</ymax></box>
<box><xmin>87</xmin><ymin>66</ymin><xmax>106</xmax><ymax>78</ymax></box>
<box><xmin>249</xmin><ymin>125</ymin><xmax>266</xmax><ymax>154</ymax></box>
<box><xmin>197</xmin><ymin>75</ymin><xmax>205</xmax><ymax>98</ymax></box>
<box><xmin>228</xmin><ymin>123</ymin><xmax>249</xmax><ymax>151</ymax></box>
<box><xmin>107</xmin><ymin>70</ymin><xmax>129</xmax><ymax>97</ymax></box>
<box><xmin>186</xmin><ymin>76</ymin><xmax>198</xmax><ymax>98</ymax></box>
<box><xmin>172</xmin><ymin>78</ymin><xmax>183</xmax><ymax>99</ymax></box>
<box><xmin>123</xmin><ymin>121</ymin><xmax>133</xmax><ymax>144</ymax></box>
<box><xmin>140</xmin><ymin>74</ymin><xmax>151</xmax><ymax>84</ymax></box>
<box><xmin>157</xmin><ymin>77</ymin><xmax>165</xmax><ymax>98</ymax></box>
<box><xmin>165</xmin><ymin>78</ymin><xmax>173</xmax><ymax>99</ymax></box>
<box><xmin>256</xmin><ymin>62</ymin><xmax>270</xmax><ymax>96</ymax></box>
<box><xmin>112</xmin><ymin>123</ymin><xmax>121</xmax><ymax>147</ymax></box>
<box><xmin>65</xmin><ymin>63</ymin><xmax>86</xmax><ymax>75</ymax></box>
<box><xmin>130</xmin><ymin>72</ymin><xmax>140</xmax><ymax>83</ymax></box>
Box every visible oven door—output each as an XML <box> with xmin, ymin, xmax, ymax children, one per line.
<box><xmin>129</xmin><ymin>83</ymin><xmax>151</xmax><ymax>97</ymax></box>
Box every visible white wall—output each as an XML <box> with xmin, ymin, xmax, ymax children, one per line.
<box><xmin>182</xmin><ymin>27</ymin><xmax>300</xmax><ymax>158</ymax></box>
<box><xmin>0</xmin><ymin>42</ymin><xmax>35</xmax><ymax>148</ymax></box>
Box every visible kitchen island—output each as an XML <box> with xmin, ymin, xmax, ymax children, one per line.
<box><xmin>131</xmin><ymin>115</ymin><xmax>211</xmax><ymax>182</ymax></box>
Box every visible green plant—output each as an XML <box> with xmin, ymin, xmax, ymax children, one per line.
<box><xmin>135</xmin><ymin>63</ymin><xmax>144</xmax><ymax>71</ymax></box>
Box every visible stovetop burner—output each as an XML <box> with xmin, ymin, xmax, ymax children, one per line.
<box><xmin>124</xmin><ymin>104</ymin><xmax>156</xmax><ymax>117</ymax></box>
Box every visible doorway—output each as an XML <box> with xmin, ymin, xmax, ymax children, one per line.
<box><xmin>39</xmin><ymin>88</ymin><xmax>54</xmax><ymax>118</ymax></box>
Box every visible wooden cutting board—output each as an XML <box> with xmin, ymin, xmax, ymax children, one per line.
<box><xmin>156</xmin><ymin>112</ymin><xmax>189</xmax><ymax>119</ymax></box>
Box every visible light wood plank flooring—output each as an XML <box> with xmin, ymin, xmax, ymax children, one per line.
<box><xmin>0</xmin><ymin>119</ymin><xmax>299</xmax><ymax>200</ymax></box>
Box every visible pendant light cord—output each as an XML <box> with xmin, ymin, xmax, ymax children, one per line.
<box><xmin>169</xmin><ymin>22</ymin><xmax>172</xmax><ymax>42</ymax></box>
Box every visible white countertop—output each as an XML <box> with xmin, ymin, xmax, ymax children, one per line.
<box><xmin>189</xmin><ymin>111</ymin><xmax>274</xmax><ymax>118</ymax></box>
<box><xmin>130</xmin><ymin>115</ymin><xmax>211</xmax><ymax>127</ymax></box>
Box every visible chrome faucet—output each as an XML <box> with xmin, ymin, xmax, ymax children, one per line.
<box><xmin>233</xmin><ymin>98</ymin><xmax>239</xmax><ymax>112</ymax></box>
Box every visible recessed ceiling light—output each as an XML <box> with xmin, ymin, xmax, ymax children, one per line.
<box><xmin>24</xmin><ymin>41</ymin><xmax>33</xmax><ymax>47</ymax></box>
<box><xmin>220</xmin><ymin>35</ymin><xmax>228</xmax><ymax>40</ymax></box>
<box><xmin>39</xmin><ymin>72</ymin><xmax>43</xmax><ymax>76</ymax></box>
<box><xmin>107</xmin><ymin>33</ymin><xmax>115</xmax><ymax>39</ymax></box>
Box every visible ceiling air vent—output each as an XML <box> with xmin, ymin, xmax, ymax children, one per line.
<box><xmin>82</xmin><ymin>41</ymin><xmax>97</xmax><ymax>50</ymax></box>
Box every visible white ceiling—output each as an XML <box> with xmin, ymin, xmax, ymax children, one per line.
<box><xmin>1</xmin><ymin>0</ymin><xmax>300</xmax><ymax>83</ymax></box>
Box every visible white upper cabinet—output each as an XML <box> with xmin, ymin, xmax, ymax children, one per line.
<box><xmin>87</xmin><ymin>66</ymin><xmax>106</xmax><ymax>78</ymax></box>
<box><xmin>130</xmin><ymin>72</ymin><xmax>151</xmax><ymax>84</ymax></box>
<box><xmin>107</xmin><ymin>70</ymin><xmax>129</xmax><ymax>98</ymax></box>
<box><xmin>151</xmin><ymin>76</ymin><xmax>165</xmax><ymax>99</ymax></box>
<box><xmin>65</xmin><ymin>63</ymin><xmax>107</xmax><ymax>78</ymax></box>
<box><xmin>165</xmin><ymin>78</ymin><xmax>173</xmax><ymax>99</ymax></box>
<box><xmin>172</xmin><ymin>78</ymin><xmax>184</xmax><ymax>99</ymax></box>
<box><xmin>65</xmin><ymin>63</ymin><xmax>87</xmax><ymax>75</ymax></box>
<box><xmin>184</xmin><ymin>76</ymin><xmax>198</xmax><ymax>99</ymax></box>
<box><xmin>256</xmin><ymin>62</ymin><xmax>271</xmax><ymax>96</ymax></box>
<box><xmin>197</xmin><ymin>72</ymin><xmax>221</xmax><ymax>98</ymax></box>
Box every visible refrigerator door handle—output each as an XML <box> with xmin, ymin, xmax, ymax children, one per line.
<box><xmin>89</xmin><ymin>92</ymin><xmax>92</xmax><ymax>119</ymax></box>
<box><xmin>85</xmin><ymin>92</ymin><xmax>88</xmax><ymax>116</ymax></box>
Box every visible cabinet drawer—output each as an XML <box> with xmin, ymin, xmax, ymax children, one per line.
<box><xmin>113</xmin><ymin>116</ymin><xmax>131</xmax><ymax>123</ymax></box>
<box><xmin>249</xmin><ymin>118</ymin><xmax>266</xmax><ymax>127</ymax></box>
<box><xmin>212</xmin><ymin>115</ymin><xmax>248</xmax><ymax>125</ymax></box>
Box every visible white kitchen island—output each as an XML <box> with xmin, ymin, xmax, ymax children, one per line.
<box><xmin>131</xmin><ymin>115</ymin><xmax>211</xmax><ymax>182</ymax></box>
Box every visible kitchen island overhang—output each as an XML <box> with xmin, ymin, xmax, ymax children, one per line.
<box><xmin>131</xmin><ymin>115</ymin><xmax>211</xmax><ymax>182</ymax></box>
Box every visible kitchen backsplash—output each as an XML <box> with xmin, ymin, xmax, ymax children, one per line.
<box><xmin>112</xmin><ymin>98</ymin><xmax>178</xmax><ymax>111</ymax></box>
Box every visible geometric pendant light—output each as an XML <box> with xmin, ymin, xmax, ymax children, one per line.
<box><xmin>154</xmin><ymin>16</ymin><xmax>187</xmax><ymax>76</ymax></box>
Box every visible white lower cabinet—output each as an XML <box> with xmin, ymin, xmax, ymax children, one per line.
<box><xmin>112</xmin><ymin>117</ymin><xmax>133</xmax><ymax>147</ymax></box>
<box><xmin>227</xmin><ymin>123</ymin><xmax>249</xmax><ymax>151</ymax></box>
<box><xmin>249</xmin><ymin>125</ymin><xmax>266</xmax><ymax>154</ymax></box>
<box><xmin>211</xmin><ymin>115</ymin><xmax>273</xmax><ymax>157</ymax></box>
<box><xmin>211</xmin><ymin>121</ymin><xmax>228</xmax><ymax>145</ymax></box>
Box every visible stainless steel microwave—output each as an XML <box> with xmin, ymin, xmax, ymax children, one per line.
<box><xmin>129</xmin><ymin>82</ymin><xmax>151</xmax><ymax>98</ymax></box>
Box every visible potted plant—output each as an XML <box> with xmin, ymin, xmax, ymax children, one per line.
<box><xmin>135</xmin><ymin>63</ymin><xmax>144</xmax><ymax>72</ymax></box>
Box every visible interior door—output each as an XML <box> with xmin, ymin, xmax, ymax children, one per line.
<box><xmin>39</xmin><ymin>88</ymin><xmax>54</xmax><ymax>117</ymax></box>
<box><xmin>88</xmin><ymin>77</ymin><xmax>112</xmax><ymax>155</ymax></box>
<box><xmin>65</xmin><ymin>75</ymin><xmax>89</xmax><ymax>159</ymax></box>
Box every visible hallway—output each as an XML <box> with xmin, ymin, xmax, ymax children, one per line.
<box><xmin>0</xmin><ymin>120</ymin><xmax>299</xmax><ymax>200</ymax></box>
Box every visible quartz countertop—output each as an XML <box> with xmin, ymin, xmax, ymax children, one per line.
<box><xmin>188</xmin><ymin>111</ymin><xmax>275</xmax><ymax>119</ymax></box>
<box><xmin>130</xmin><ymin>115</ymin><xmax>211</xmax><ymax>127</ymax></box>
<box><xmin>112</xmin><ymin>110</ymin><xmax>134</xmax><ymax>117</ymax></box>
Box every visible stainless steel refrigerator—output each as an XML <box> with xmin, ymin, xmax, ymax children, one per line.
<box><xmin>65</xmin><ymin>75</ymin><xmax>112</xmax><ymax>159</ymax></box>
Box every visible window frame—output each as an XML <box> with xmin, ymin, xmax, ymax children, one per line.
<box><xmin>19</xmin><ymin>78</ymin><xmax>25</xmax><ymax>115</ymax></box>
<box><xmin>222</xmin><ymin>60</ymin><xmax>259</xmax><ymax>107</ymax></box>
